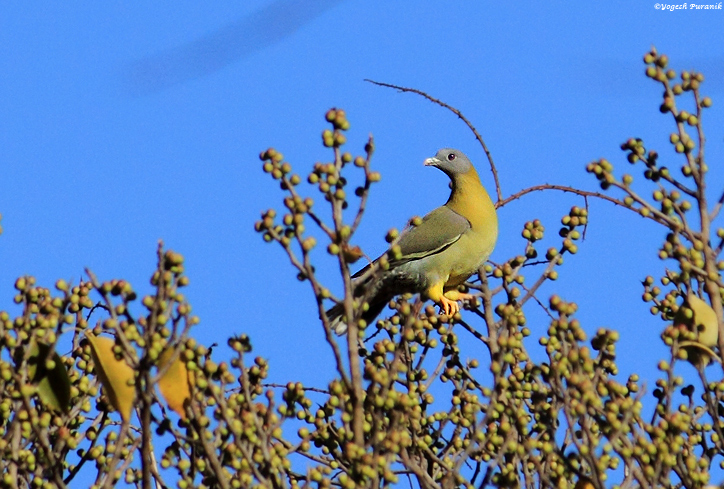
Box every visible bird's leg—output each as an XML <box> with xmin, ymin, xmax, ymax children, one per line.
<box><xmin>443</xmin><ymin>289</ymin><xmax>478</xmax><ymax>313</ymax></box>
<box><xmin>438</xmin><ymin>295</ymin><xmax>460</xmax><ymax>316</ymax></box>
<box><xmin>444</xmin><ymin>289</ymin><xmax>476</xmax><ymax>302</ymax></box>
<box><xmin>427</xmin><ymin>283</ymin><xmax>460</xmax><ymax>316</ymax></box>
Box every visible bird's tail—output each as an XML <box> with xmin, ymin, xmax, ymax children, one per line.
<box><xmin>325</xmin><ymin>303</ymin><xmax>348</xmax><ymax>335</ymax></box>
<box><xmin>324</xmin><ymin>293</ymin><xmax>392</xmax><ymax>335</ymax></box>
<box><xmin>323</xmin><ymin>267</ymin><xmax>419</xmax><ymax>335</ymax></box>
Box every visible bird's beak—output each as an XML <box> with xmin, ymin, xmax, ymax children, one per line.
<box><xmin>424</xmin><ymin>157</ymin><xmax>440</xmax><ymax>167</ymax></box>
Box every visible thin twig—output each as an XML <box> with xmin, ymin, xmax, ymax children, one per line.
<box><xmin>263</xmin><ymin>383</ymin><xmax>330</xmax><ymax>395</ymax></box>
<box><xmin>497</xmin><ymin>184</ymin><xmax>624</xmax><ymax>210</ymax></box>
<box><xmin>364</xmin><ymin>79</ymin><xmax>503</xmax><ymax>202</ymax></box>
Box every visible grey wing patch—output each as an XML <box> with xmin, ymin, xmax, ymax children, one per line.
<box><xmin>393</xmin><ymin>206</ymin><xmax>470</xmax><ymax>265</ymax></box>
<box><xmin>348</xmin><ymin>206</ymin><xmax>468</xmax><ymax>282</ymax></box>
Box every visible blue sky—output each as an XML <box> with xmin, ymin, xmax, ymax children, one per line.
<box><xmin>2</xmin><ymin>0</ymin><xmax>724</xmax><ymax>466</ymax></box>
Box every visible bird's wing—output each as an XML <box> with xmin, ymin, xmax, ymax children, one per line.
<box><xmin>350</xmin><ymin>206</ymin><xmax>470</xmax><ymax>280</ymax></box>
<box><xmin>391</xmin><ymin>206</ymin><xmax>471</xmax><ymax>266</ymax></box>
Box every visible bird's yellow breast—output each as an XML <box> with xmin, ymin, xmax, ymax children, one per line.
<box><xmin>445</xmin><ymin>167</ymin><xmax>497</xmax><ymax>232</ymax></box>
<box><xmin>436</xmin><ymin>167</ymin><xmax>498</xmax><ymax>287</ymax></box>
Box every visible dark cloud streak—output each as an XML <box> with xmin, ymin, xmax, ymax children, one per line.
<box><xmin>122</xmin><ymin>0</ymin><xmax>343</xmax><ymax>95</ymax></box>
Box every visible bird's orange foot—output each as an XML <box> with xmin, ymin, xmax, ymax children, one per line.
<box><xmin>438</xmin><ymin>295</ymin><xmax>460</xmax><ymax>316</ymax></box>
<box><xmin>440</xmin><ymin>291</ymin><xmax>478</xmax><ymax>312</ymax></box>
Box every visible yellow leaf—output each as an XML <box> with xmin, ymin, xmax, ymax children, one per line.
<box><xmin>675</xmin><ymin>293</ymin><xmax>720</xmax><ymax>367</ymax></box>
<box><xmin>86</xmin><ymin>333</ymin><xmax>135</xmax><ymax>422</ymax></box>
<box><xmin>21</xmin><ymin>340</ymin><xmax>71</xmax><ymax>412</ymax></box>
<box><xmin>157</xmin><ymin>347</ymin><xmax>191</xmax><ymax>419</ymax></box>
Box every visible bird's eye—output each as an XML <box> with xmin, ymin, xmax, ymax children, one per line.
<box><xmin>447</xmin><ymin>153</ymin><xmax>456</xmax><ymax>161</ymax></box>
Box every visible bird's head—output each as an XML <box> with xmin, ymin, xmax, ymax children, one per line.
<box><xmin>424</xmin><ymin>148</ymin><xmax>473</xmax><ymax>178</ymax></box>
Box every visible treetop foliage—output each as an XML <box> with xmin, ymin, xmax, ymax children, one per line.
<box><xmin>0</xmin><ymin>48</ymin><xmax>722</xmax><ymax>489</ymax></box>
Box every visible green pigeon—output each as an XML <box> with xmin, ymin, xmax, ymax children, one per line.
<box><xmin>327</xmin><ymin>148</ymin><xmax>498</xmax><ymax>334</ymax></box>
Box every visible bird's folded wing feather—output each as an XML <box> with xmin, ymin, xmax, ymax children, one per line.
<box><xmin>350</xmin><ymin>206</ymin><xmax>470</xmax><ymax>280</ymax></box>
<box><xmin>391</xmin><ymin>206</ymin><xmax>471</xmax><ymax>266</ymax></box>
